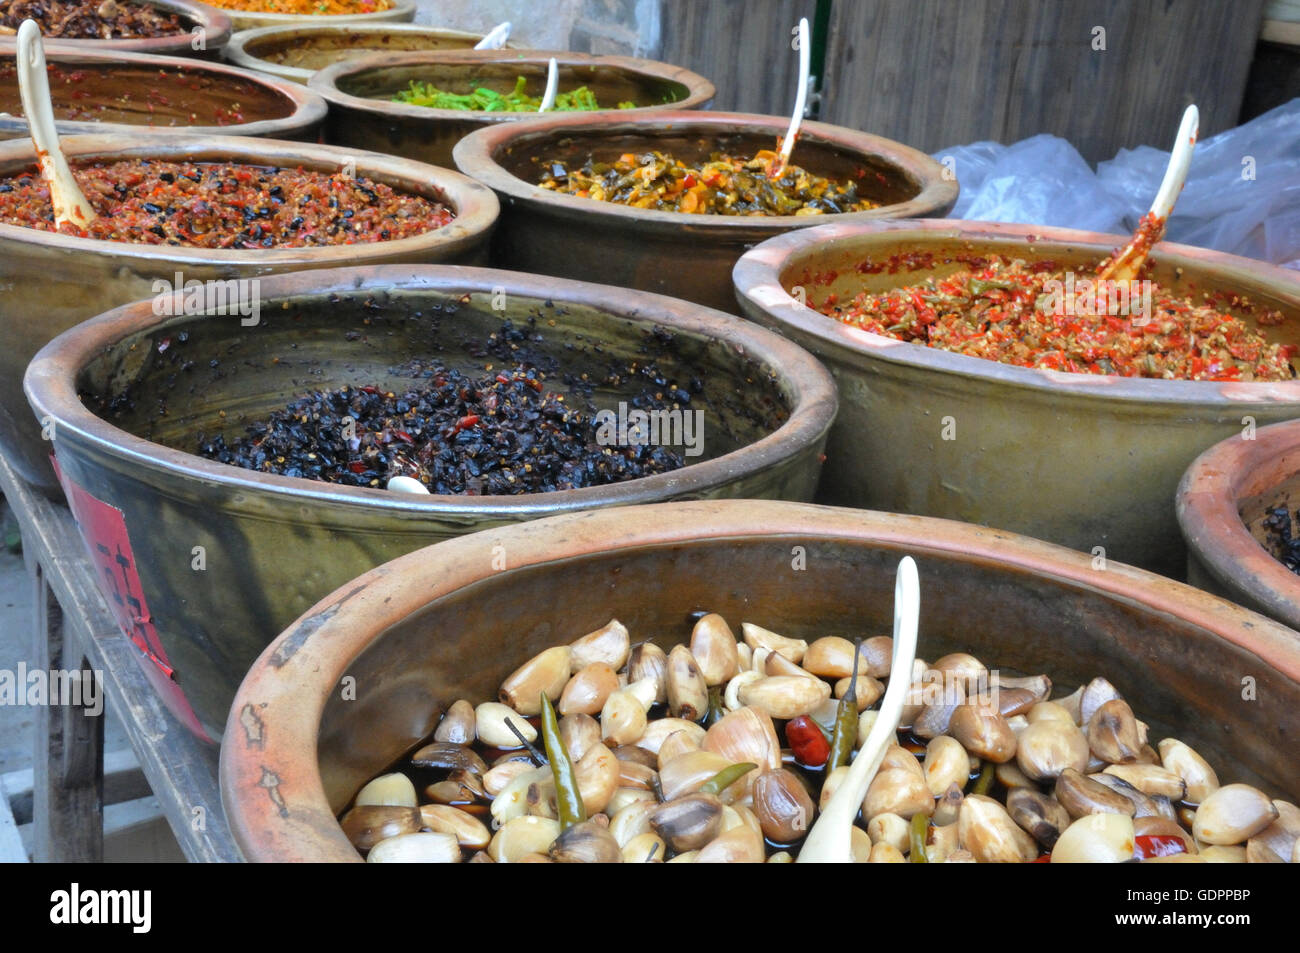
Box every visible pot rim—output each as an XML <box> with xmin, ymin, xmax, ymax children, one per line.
<box><xmin>0</xmin><ymin>132</ymin><xmax>498</xmax><ymax>264</ymax></box>
<box><xmin>308</xmin><ymin>49</ymin><xmax>716</xmax><ymax>123</ymax></box>
<box><xmin>220</xmin><ymin>0</ymin><xmax>415</xmax><ymax>27</ymax></box>
<box><xmin>224</xmin><ymin>22</ymin><xmax>502</xmax><ymax>83</ymax></box>
<box><xmin>0</xmin><ymin>43</ymin><xmax>327</xmax><ymax>139</ymax></box>
<box><xmin>0</xmin><ymin>0</ymin><xmax>233</xmax><ymax>54</ymax></box>
<box><xmin>1177</xmin><ymin>417</ymin><xmax>1300</xmax><ymax>629</ymax></box>
<box><xmin>24</xmin><ymin>264</ymin><xmax>839</xmax><ymax>518</ymax></box>
<box><xmin>732</xmin><ymin>218</ymin><xmax>1300</xmax><ymax>405</ymax></box>
<box><xmin>451</xmin><ymin>110</ymin><xmax>958</xmax><ymax>233</ymax></box>
<box><xmin>218</xmin><ymin>498</ymin><xmax>1300</xmax><ymax>862</ymax></box>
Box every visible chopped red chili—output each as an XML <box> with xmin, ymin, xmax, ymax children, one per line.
<box><xmin>815</xmin><ymin>254</ymin><xmax>1295</xmax><ymax>383</ymax></box>
<box><xmin>0</xmin><ymin>159</ymin><xmax>453</xmax><ymax>248</ymax></box>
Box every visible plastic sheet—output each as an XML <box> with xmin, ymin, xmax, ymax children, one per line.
<box><xmin>933</xmin><ymin>99</ymin><xmax>1300</xmax><ymax>269</ymax></box>
<box><xmin>935</xmin><ymin>134</ymin><xmax>1127</xmax><ymax>234</ymax></box>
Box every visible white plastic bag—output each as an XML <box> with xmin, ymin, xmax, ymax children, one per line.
<box><xmin>933</xmin><ymin>134</ymin><xmax>1128</xmax><ymax>235</ymax></box>
<box><xmin>933</xmin><ymin>98</ymin><xmax>1300</xmax><ymax>268</ymax></box>
<box><xmin>1097</xmin><ymin>98</ymin><xmax>1300</xmax><ymax>267</ymax></box>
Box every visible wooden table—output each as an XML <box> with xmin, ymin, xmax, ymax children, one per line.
<box><xmin>0</xmin><ymin>451</ymin><xmax>241</xmax><ymax>862</ymax></box>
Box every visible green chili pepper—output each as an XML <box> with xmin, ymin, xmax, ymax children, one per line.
<box><xmin>971</xmin><ymin>759</ymin><xmax>995</xmax><ymax>797</ymax></box>
<box><xmin>826</xmin><ymin>638</ymin><xmax>862</xmax><ymax>770</ymax></box>
<box><xmin>393</xmin><ymin>75</ymin><xmax>629</xmax><ymax>112</ymax></box>
<box><xmin>699</xmin><ymin>762</ymin><xmax>757</xmax><ymax>796</ymax></box>
<box><xmin>909</xmin><ymin>811</ymin><xmax>929</xmax><ymax>863</ymax></box>
<box><xmin>539</xmin><ymin>692</ymin><xmax>586</xmax><ymax>830</ymax></box>
<box><xmin>705</xmin><ymin>685</ymin><xmax>725</xmax><ymax>726</ymax></box>
<box><xmin>970</xmin><ymin>279</ymin><xmax>1017</xmax><ymax>295</ymax></box>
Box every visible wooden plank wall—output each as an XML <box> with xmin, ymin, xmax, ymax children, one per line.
<box><xmin>659</xmin><ymin>0</ymin><xmax>820</xmax><ymax>116</ymax></box>
<box><xmin>818</xmin><ymin>0</ymin><xmax>1267</xmax><ymax>163</ymax></box>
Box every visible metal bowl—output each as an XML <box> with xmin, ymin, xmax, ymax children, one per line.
<box><xmin>311</xmin><ymin>50</ymin><xmax>716</xmax><ymax>169</ymax></box>
<box><xmin>0</xmin><ymin>133</ymin><xmax>498</xmax><ymax>493</ymax></box>
<box><xmin>209</xmin><ymin>0</ymin><xmax>414</xmax><ymax>34</ymax></box>
<box><xmin>1178</xmin><ymin>418</ymin><xmax>1300</xmax><ymax>632</ymax></box>
<box><xmin>218</xmin><ymin>498</ymin><xmax>1300</xmax><ymax>862</ymax></box>
<box><xmin>25</xmin><ymin>266</ymin><xmax>837</xmax><ymax>741</ymax></box>
<box><xmin>732</xmin><ymin>219</ymin><xmax>1300</xmax><ymax>580</ymax></box>
<box><xmin>0</xmin><ymin>45</ymin><xmax>326</xmax><ymax>140</ymax></box>
<box><xmin>452</xmin><ymin>111</ymin><xmax>956</xmax><ymax>314</ymax></box>
<box><xmin>223</xmin><ymin>22</ymin><xmax>514</xmax><ymax>84</ymax></box>
<box><xmin>0</xmin><ymin>0</ymin><xmax>232</xmax><ymax>57</ymax></box>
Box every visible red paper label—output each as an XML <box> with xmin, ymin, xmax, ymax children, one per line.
<box><xmin>53</xmin><ymin>457</ymin><xmax>212</xmax><ymax>743</ymax></box>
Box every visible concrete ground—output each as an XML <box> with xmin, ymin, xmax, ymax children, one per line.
<box><xmin>1</xmin><ymin>494</ymin><xmax>184</xmax><ymax>862</ymax></box>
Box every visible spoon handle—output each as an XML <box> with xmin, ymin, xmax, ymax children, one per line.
<box><xmin>797</xmin><ymin>556</ymin><xmax>921</xmax><ymax>863</ymax></box>
<box><xmin>1097</xmin><ymin>104</ymin><xmax>1198</xmax><ymax>284</ymax></box>
<box><xmin>1151</xmin><ymin>104</ymin><xmax>1199</xmax><ymax>221</ymax></box>
<box><xmin>16</xmin><ymin>20</ymin><xmax>96</xmax><ymax>229</ymax></box>
<box><xmin>770</xmin><ymin>18</ymin><xmax>811</xmax><ymax>179</ymax></box>
<box><xmin>474</xmin><ymin>21</ymin><xmax>511</xmax><ymax>50</ymax></box>
<box><xmin>538</xmin><ymin>57</ymin><xmax>558</xmax><ymax>113</ymax></box>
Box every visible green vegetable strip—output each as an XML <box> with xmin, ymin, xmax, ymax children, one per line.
<box><xmin>393</xmin><ymin>74</ymin><xmax>637</xmax><ymax>111</ymax></box>
<box><xmin>826</xmin><ymin>639</ymin><xmax>862</xmax><ymax>770</ymax></box>
<box><xmin>705</xmin><ymin>685</ymin><xmax>725</xmax><ymax>726</ymax></box>
<box><xmin>539</xmin><ymin>692</ymin><xmax>586</xmax><ymax>830</ymax></box>
<box><xmin>909</xmin><ymin>811</ymin><xmax>929</xmax><ymax>863</ymax></box>
<box><xmin>971</xmin><ymin>759</ymin><xmax>995</xmax><ymax>797</ymax></box>
<box><xmin>699</xmin><ymin>762</ymin><xmax>757</xmax><ymax>796</ymax></box>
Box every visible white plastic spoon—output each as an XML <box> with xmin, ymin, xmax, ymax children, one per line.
<box><xmin>1097</xmin><ymin>103</ymin><xmax>1198</xmax><ymax>284</ymax></box>
<box><xmin>538</xmin><ymin>57</ymin><xmax>558</xmax><ymax>112</ymax></box>
<box><xmin>15</xmin><ymin>19</ymin><xmax>96</xmax><ymax>229</ymax></box>
<box><xmin>474</xmin><ymin>21</ymin><xmax>511</xmax><ymax>50</ymax></box>
<box><xmin>769</xmin><ymin>16</ymin><xmax>810</xmax><ymax>180</ymax></box>
<box><xmin>797</xmin><ymin>556</ymin><xmax>920</xmax><ymax>863</ymax></box>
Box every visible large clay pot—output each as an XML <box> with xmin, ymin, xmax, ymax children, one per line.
<box><xmin>0</xmin><ymin>132</ymin><xmax>498</xmax><ymax>493</ymax></box>
<box><xmin>312</xmin><ymin>50</ymin><xmax>715</xmax><ymax>168</ymax></box>
<box><xmin>733</xmin><ymin>218</ymin><xmax>1300</xmax><ymax>579</ymax></box>
<box><xmin>0</xmin><ymin>45</ymin><xmax>326</xmax><ymax>140</ymax></box>
<box><xmin>25</xmin><ymin>266</ymin><xmax>837</xmax><ymax>741</ymax></box>
<box><xmin>219</xmin><ymin>499</ymin><xmax>1300</xmax><ymax>861</ymax></box>
<box><xmin>452</xmin><ymin>110</ymin><xmax>957</xmax><ymax>314</ymax></box>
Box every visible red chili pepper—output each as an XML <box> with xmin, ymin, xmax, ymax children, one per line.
<box><xmin>1032</xmin><ymin>854</ymin><xmax>1052</xmax><ymax>863</ymax></box>
<box><xmin>785</xmin><ymin>715</ymin><xmax>830</xmax><ymax>767</ymax></box>
<box><xmin>456</xmin><ymin>414</ymin><xmax>480</xmax><ymax>431</ymax></box>
<box><xmin>1133</xmin><ymin>834</ymin><xmax>1187</xmax><ymax>859</ymax></box>
<box><xmin>347</xmin><ymin>461</ymin><xmax>367</xmax><ymax>474</ymax></box>
<box><xmin>360</xmin><ymin>385</ymin><xmax>379</xmax><ymax>394</ymax></box>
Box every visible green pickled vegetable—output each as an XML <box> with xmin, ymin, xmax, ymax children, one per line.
<box><xmin>705</xmin><ymin>684</ymin><xmax>725</xmax><ymax>726</ymax></box>
<box><xmin>971</xmin><ymin>759</ymin><xmax>995</xmax><ymax>797</ymax></box>
<box><xmin>393</xmin><ymin>75</ymin><xmax>637</xmax><ymax>112</ymax></box>
<box><xmin>909</xmin><ymin>811</ymin><xmax>929</xmax><ymax>863</ymax></box>
<box><xmin>699</xmin><ymin>762</ymin><xmax>757</xmax><ymax>796</ymax></box>
<box><xmin>539</xmin><ymin>692</ymin><xmax>586</xmax><ymax>830</ymax></box>
<box><xmin>826</xmin><ymin>638</ymin><xmax>862</xmax><ymax>770</ymax></box>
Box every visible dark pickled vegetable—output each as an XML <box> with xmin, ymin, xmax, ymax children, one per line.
<box><xmin>195</xmin><ymin>356</ymin><xmax>693</xmax><ymax>493</ymax></box>
<box><xmin>0</xmin><ymin>159</ymin><xmax>453</xmax><ymax>247</ymax></box>
<box><xmin>538</xmin><ymin>149</ymin><xmax>880</xmax><ymax>216</ymax></box>
<box><xmin>0</xmin><ymin>0</ymin><xmax>185</xmax><ymax>38</ymax></box>
<box><xmin>1263</xmin><ymin>505</ymin><xmax>1300</xmax><ymax>575</ymax></box>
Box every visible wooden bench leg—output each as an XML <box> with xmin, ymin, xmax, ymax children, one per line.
<box><xmin>30</xmin><ymin>559</ymin><xmax>104</xmax><ymax>863</ymax></box>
